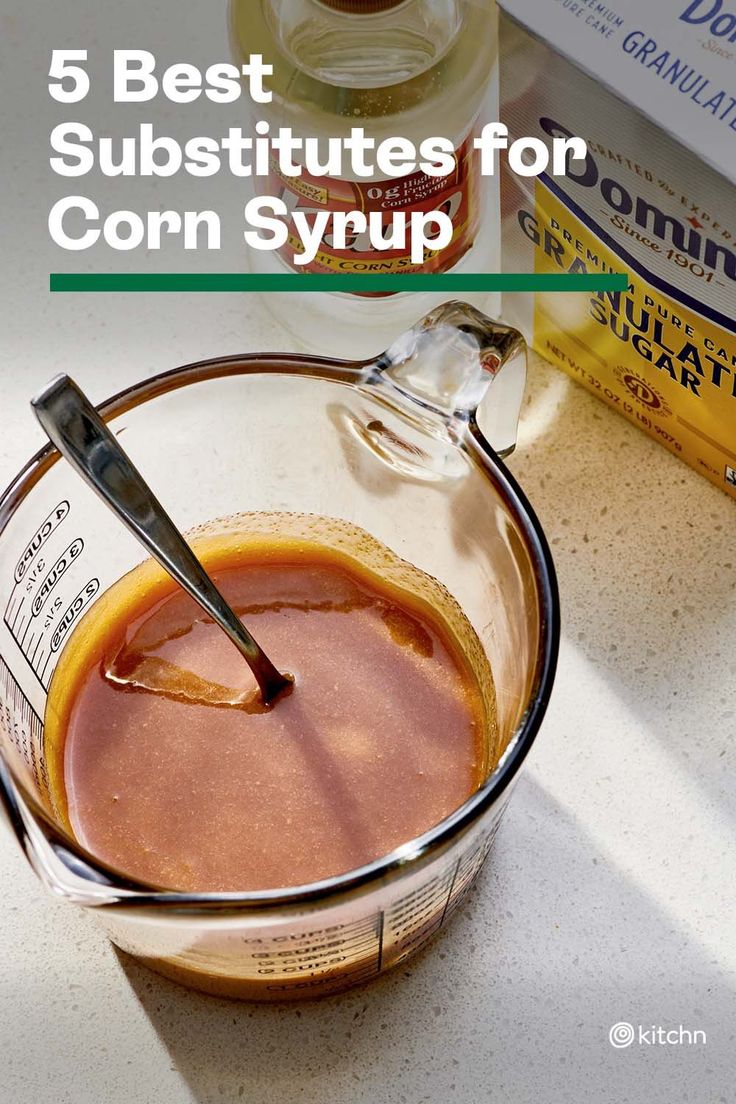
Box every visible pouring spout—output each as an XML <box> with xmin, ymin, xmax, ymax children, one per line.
<box><xmin>370</xmin><ymin>301</ymin><xmax>528</xmax><ymax>458</ymax></box>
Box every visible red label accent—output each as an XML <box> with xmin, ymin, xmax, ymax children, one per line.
<box><xmin>268</xmin><ymin>133</ymin><xmax>479</xmax><ymax>294</ymax></box>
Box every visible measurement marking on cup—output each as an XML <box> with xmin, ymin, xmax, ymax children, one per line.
<box><xmin>12</xmin><ymin>502</ymin><xmax>70</xmax><ymax>587</ymax></box>
<box><xmin>3</xmin><ymin>618</ymin><xmax>45</xmax><ymax>692</ymax></box>
<box><xmin>16</xmin><ymin>536</ymin><xmax>85</xmax><ymax>652</ymax></box>
<box><xmin>30</xmin><ymin>634</ymin><xmax>45</xmax><ymax>670</ymax></box>
<box><xmin>7</xmin><ymin>599</ymin><xmax>26</xmax><ymax>637</ymax></box>
<box><xmin>4</xmin><ymin>501</ymin><xmax>73</xmax><ymax>646</ymax></box>
<box><xmin>248</xmin><ymin>914</ymin><xmax>383</xmax><ymax>991</ymax></box>
<box><xmin>376</xmin><ymin>910</ymin><xmax>385</xmax><ymax>974</ymax></box>
<box><xmin>337</xmin><ymin>936</ymin><xmax>376</xmax><ymax>955</ymax></box>
<box><xmin>38</xmin><ymin>578</ymin><xmax>100</xmax><ymax>685</ymax></box>
<box><xmin>30</xmin><ymin>539</ymin><xmax>85</xmax><ymax>619</ymax></box>
<box><xmin>0</xmin><ymin>655</ymin><xmax>49</xmax><ymax>801</ymax></box>
<box><xmin>2</xmin><ymin>504</ymin><xmax>101</xmax><ymax>690</ymax></box>
<box><xmin>4</xmin><ymin>567</ymin><xmax>100</xmax><ymax>691</ymax></box>
<box><xmin>439</xmin><ymin>856</ymin><xmax>462</xmax><ymax>928</ymax></box>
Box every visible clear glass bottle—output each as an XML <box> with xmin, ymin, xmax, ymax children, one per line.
<box><xmin>230</xmin><ymin>0</ymin><xmax>499</xmax><ymax>357</ymax></box>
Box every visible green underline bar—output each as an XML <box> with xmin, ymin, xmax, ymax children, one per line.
<box><xmin>50</xmin><ymin>272</ymin><xmax>629</xmax><ymax>294</ymax></box>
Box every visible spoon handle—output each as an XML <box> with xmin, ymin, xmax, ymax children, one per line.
<box><xmin>32</xmin><ymin>375</ymin><xmax>290</xmax><ymax>705</ymax></box>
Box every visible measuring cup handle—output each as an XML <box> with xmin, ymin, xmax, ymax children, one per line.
<box><xmin>372</xmin><ymin>301</ymin><xmax>528</xmax><ymax>457</ymax></box>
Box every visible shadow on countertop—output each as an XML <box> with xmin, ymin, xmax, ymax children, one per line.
<box><xmin>115</xmin><ymin>775</ymin><xmax>733</xmax><ymax>1104</ymax></box>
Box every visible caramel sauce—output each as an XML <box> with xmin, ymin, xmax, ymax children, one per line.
<box><xmin>44</xmin><ymin>520</ymin><xmax>494</xmax><ymax>892</ymax></box>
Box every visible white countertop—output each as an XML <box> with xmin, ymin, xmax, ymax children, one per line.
<box><xmin>0</xmin><ymin>291</ymin><xmax>734</xmax><ymax>1103</ymax></box>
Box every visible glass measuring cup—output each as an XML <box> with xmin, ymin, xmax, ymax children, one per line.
<box><xmin>0</xmin><ymin>302</ymin><xmax>558</xmax><ymax>1000</ymax></box>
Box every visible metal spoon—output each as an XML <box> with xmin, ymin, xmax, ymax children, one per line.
<box><xmin>31</xmin><ymin>375</ymin><xmax>292</xmax><ymax>707</ymax></box>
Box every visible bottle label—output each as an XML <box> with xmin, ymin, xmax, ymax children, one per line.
<box><xmin>268</xmin><ymin>132</ymin><xmax>479</xmax><ymax>293</ymax></box>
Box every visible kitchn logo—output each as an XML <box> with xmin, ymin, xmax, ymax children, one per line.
<box><xmin>609</xmin><ymin>1021</ymin><xmax>707</xmax><ymax>1048</ymax></box>
<box><xmin>680</xmin><ymin>0</ymin><xmax>736</xmax><ymax>41</ymax></box>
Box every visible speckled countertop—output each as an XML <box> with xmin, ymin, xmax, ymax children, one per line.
<box><xmin>0</xmin><ymin>289</ymin><xmax>734</xmax><ymax>1102</ymax></box>
<box><xmin>2</xmin><ymin>0</ymin><xmax>735</xmax><ymax>1093</ymax></box>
